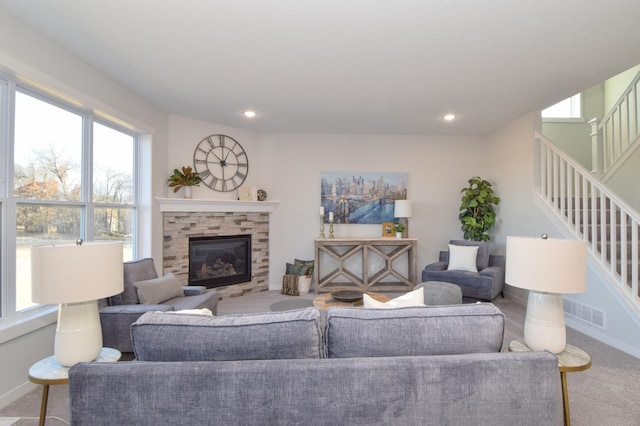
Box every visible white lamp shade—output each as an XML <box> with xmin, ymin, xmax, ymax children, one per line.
<box><xmin>506</xmin><ymin>236</ymin><xmax>587</xmax><ymax>294</ymax></box>
<box><xmin>394</xmin><ymin>200</ymin><xmax>412</xmax><ymax>218</ymax></box>
<box><xmin>31</xmin><ymin>241</ymin><xmax>124</xmax><ymax>304</ymax></box>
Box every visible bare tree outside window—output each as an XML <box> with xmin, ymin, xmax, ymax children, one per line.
<box><xmin>12</xmin><ymin>92</ymin><xmax>136</xmax><ymax>311</ymax></box>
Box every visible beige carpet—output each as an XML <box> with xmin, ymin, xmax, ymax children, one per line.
<box><xmin>1</xmin><ymin>291</ymin><xmax>639</xmax><ymax>425</ymax></box>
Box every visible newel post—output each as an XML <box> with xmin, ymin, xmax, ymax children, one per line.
<box><xmin>589</xmin><ymin>117</ymin><xmax>603</xmax><ymax>174</ymax></box>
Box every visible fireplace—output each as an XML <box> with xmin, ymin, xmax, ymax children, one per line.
<box><xmin>189</xmin><ymin>235</ymin><xmax>252</xmax><ymax>289</ymax></box>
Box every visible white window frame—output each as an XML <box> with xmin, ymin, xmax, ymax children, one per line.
<box><xmin>541</xmin><ymin>93</ymin><xmax>584</xmax><ymax>123</ymax></box>
<box><xmin>0</xmin><ymin>73</ymin><xmax>141</xmax><ymax>343</ymax></box>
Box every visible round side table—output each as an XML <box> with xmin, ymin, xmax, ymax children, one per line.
<box><xmin>28</xmin><ymin>347</ymin><xmax>121</xmax><ymax>426</ymax></box>
<box><xmin>509</xmin><ymin>338</ymin><xmax>591</xmax><ymax>426</ymax></box>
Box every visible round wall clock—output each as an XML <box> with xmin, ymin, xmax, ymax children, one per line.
<box><xmin>193</xmin><ymin>134</ymin><xmax>249</xmax><ymax>192</ymax></box>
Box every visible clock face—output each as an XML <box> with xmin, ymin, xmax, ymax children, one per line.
<box><xmin>193</xmin><ymin>134</ymin><xmax>248</xmax><ymax>192</ymax></box>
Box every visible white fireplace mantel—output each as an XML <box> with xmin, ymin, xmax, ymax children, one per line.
<box><xmin>156</xmin><ymin>197</ymin><xmax>279</xmax><ymax>213</ymax></box>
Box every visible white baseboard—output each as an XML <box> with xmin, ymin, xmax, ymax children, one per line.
<box><xmin>0</xmin><ymin>381</ymin><xmax>38</xmax><ymax>411</ymax></box>
<box><xmin>566</xmin><ymin>317</ymin><xmax>640</xmax><ymax>360</ymax></box>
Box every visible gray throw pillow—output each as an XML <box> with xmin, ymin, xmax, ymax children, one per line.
<box><xmin>133</xmin><ymin>273</ymin><xmax>185</xmax><ymax>304</ymax></box>
<box><xmin>286</xmin><ymin>262</ymin><xmax>309</xmax><ymax>275</ymax></box>
<box><xmin>294</xmin><ymin>258</ymin><xmax>315</xmax><ymax>274</ymax></box>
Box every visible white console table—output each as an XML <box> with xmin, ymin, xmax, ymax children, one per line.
<box><xmin>314</xmin><ymin>238</ymin><xmax>417</xmax><ymax>294</ymax></box>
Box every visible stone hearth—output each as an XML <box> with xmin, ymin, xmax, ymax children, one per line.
<box><xmin>157</xmin><ymin>198</ymin><xmax>278</xmax><ymax>300</ymax></box>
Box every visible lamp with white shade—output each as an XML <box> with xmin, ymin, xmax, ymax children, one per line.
<box><xmin>505</xmin><ymin>235</ymin><xmax>587</xmax><ymax>354</ymax></box>
<box><xmin>31</xmin><ymin>240</ymin><xmax>124</xmax><ymax>366</ymax></box>
<box><xmin>394</xmin><ymin>200</ymin><xmax>412</xmax><ymax>238</ymax></box>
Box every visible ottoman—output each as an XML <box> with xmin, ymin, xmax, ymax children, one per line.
<box><xmin>416</xmin><ymin>281</ymin><xmax>463</xmax><ymax>305</ymax></box>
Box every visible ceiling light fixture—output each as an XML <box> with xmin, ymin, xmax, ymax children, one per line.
<box><xmin>444</xmin><ymin>114</ymin><xmax>456</xmax><ymax>121</ymax></box>
<box><xmin>243</xmin><ymin>111</ymin><xmax>257</xmax><ymax>118</ymax></box>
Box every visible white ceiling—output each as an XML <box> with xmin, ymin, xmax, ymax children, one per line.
<box><xmin>1</xmin><ymin>0</ymin><xmax>640</xmax><ymax>135</ymax></box>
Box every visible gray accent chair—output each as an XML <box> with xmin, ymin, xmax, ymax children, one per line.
<box><xmin>99</xmin><ymin>258</ymin><xmax>219</xmax><ymax>353</ymax></box>
<box><xmin>421</xmin><ymin>240</ymin><xmax>505</xmax><ymax>301</ymax></box>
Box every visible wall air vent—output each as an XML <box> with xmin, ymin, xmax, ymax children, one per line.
<box><xmin>564</xmin><ymin>298</ymin><xmax>606</xmax><ymax>329</ymax></box>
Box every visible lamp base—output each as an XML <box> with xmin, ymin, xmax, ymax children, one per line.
<box><xmin>523</xmin><ymin>291</ymin><xmax>566</xmax><ymax>354</ymax></box>
<box><xmin>55</xmin><ymin>300</ymin><xmax>103</xmax><ymax>367</ymax></box>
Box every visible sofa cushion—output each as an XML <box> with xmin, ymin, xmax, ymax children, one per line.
<box><xmin>132</xmin><ymin>307</ymin><xmax>324</xmax><ymax>361</ymax></box>
<box><xmin>134</xmin><ymin>273</ymin><xmax>184</xmax><ymax>304</ymax></box>
<box><xmin>326</xmin><ymin>303</ymin><xmax>505</xmax><ymax>358</ymax></box>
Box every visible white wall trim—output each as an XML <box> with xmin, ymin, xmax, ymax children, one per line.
<box><xmin>156</xmin><ymin>197</ymin><xmax>279</xmax><ymax>213</ymax></box>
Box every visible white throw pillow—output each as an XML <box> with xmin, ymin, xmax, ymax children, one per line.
<box><xmin>134</xmin><ymin>273</ymin><xmax>185</xmax><ymax>304</ymax></box>
<box><xmin>447</xmin><ymin>244</ymin><xmax>479</xmax><ymax>272</ymax></box>
<box><xmin>166</xmin><ymin>308</ymin><xmax>214</xmax><ymax>316</ymax></box>
<box><xmin>363</xmin><ymin>287</ymin><xmax>425</xmax><ymax>309</ymax></box>
<box><xmin>297</xmin><ymin>276</ymin><xmax>312</xmax><ymax>294</ymax></box>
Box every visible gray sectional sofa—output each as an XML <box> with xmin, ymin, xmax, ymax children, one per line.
<box><xmin>69</xmin><ymin>303</ymin><xmax>563</xmax><ymax>425</ymax></box>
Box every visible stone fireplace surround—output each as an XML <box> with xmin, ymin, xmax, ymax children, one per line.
<box><xmin>157</xmin><ymin>198</ymin><xmax>279</xmax><ymax>300</ymax></box>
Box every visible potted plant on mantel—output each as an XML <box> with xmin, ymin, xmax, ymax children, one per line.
<box><xmin>394</xmin><ymin>223</ymin><xmax>406</xmax><ymax>238</ymax></box>
<box><xmin>458</xmin><ymin>176</ymin><xmax>500</xmax><ymax>242</ymax></box>
<box><xmin>168</xmin><ymin>166</ymin><xmax>202</xmax><ymax>199</ymax></box>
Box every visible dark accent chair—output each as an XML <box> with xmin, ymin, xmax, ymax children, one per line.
<box><xmin>421</xmin><ymin>240</ymin><xmax>505</xmax><ymax>301</ymax></box>
<box><xmin>99</xmin><ymin>258</ymin><xmax>219</xmax><ymax>353</ymax></box>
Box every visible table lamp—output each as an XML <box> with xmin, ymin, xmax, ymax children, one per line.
<box><xmin>31</xmin><ymin>240</ymin><xmax>124</xmax><ymax>366</ymax></box>
<box><xmin>394</xmin><ymin>200</ymin><xmax>412</xmax><ymax>238</ymax></box>
<box><xmin>505</xmin><ymin>235</ymin><xmax>587</xmax><ymax>354</ymax></box>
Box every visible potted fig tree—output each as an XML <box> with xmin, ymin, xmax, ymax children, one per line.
<box><xmin>458</xmin><ymin>176</ymin><xmax>500</xmax><ymax>241</ymax></box>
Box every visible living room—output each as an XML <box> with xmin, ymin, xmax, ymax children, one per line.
<box><xmin>1</xmin><ymin>1</ymin><xmax>640</xmax><ymax>421</ymax></box>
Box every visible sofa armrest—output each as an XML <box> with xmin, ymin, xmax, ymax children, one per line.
<box><xmin>100</xmin><ymin>304</ymin><xmax>173</xmax><ymax>315</ymax></box>
<box><xmin>479</xmin><ymin>266</ymin><xmax>502</xmax><ymax>282</ymax></box>
<box><xmin>100</xmin><ymin>304</ymin><xmax>174</xmax><ymax>352</ymax></box>
<box><xmin>479</xmin><ymin>265</ymin><xmax>505</xmax><ymax>294</ymax></box>
<box><xmin>182</xmin><ymin>286</ymin><xmax>207</xmax><ymax>296</ymax></box>
<box><xmin>424</xmin><ymin>261</ymin><xmax>448</xmax><ymax>272</ymax></box>
<box><xmin>488</xmin><ymin>254</ymin><xmax>504</xmax><ymax>268</ymax></box>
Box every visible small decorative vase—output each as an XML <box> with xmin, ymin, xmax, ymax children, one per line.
<box><xmin>396</xmin><ymin>232</ymin><xmax>402</xmax><ymax>239</ymax></box>
<box><xmin>183</xmin><ymin>186</ymin><xmax>193</xmax><ymax>199</ymax></box>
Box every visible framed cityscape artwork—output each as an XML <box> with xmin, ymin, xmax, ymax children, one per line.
<box><xmin>320</xmin><ymin>171</ymin><xmax>408</xmax><ymax>224</ymax></box>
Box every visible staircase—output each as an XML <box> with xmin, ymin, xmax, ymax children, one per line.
<box><xmin>535</xmin><ymin>132</ymin><xmax>640</xmax><ymax>313</ymax></box>
<box><xmin>589</xmin><ymin>70</ymin><xmax>640</xmax><ymax>178</ymax></box>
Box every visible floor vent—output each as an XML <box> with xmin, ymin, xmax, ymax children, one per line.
<box><xmin>564</xmin><ymin>298</ymin><xmax>606</xmax><ymax>328</ymax></box>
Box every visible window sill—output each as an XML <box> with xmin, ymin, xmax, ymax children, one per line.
<box><xmin>0</xmin><ymin>305</ymin><xmax>57</xmax><ymax>345</ymax></box>
<box><xmin>542</xmin><ymin>117</ymin><xmax>586</xmax><ymax>124</ymax></box>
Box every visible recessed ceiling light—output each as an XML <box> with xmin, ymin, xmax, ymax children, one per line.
<box><xmin>444</xmin><ymin>114</ymin><xmax>456</xmax><ymax>121</ymax></box>
<box><xmin>243</xmin><ymin>110</ymin><xmax>257</xmax><ymax>118</ymax></box>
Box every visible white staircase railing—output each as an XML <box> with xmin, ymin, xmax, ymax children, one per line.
<box><xmin>536</xmin><ymin>131</ymin><xmax>640</xmax><ymax>312</ymax></box>
<box><xmin>590</xmin><ymin>70</ymin><xmax>640</xmax><ymax>176</ymax></box>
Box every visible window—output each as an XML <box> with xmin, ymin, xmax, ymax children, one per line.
<box><xmin>2</xmin><ymin>83</ymin><xmax>139</xmax><ymax>317</ymax></box>
<box><xmin>542</xmin><ymin>93</ymin><xmax>582</xmax><ymax>120</ymax></box>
